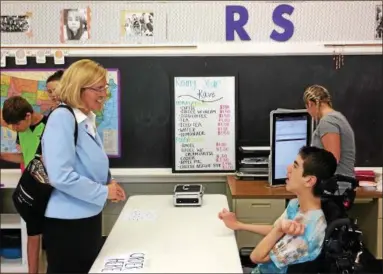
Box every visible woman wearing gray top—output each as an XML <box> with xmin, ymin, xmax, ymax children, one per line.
<box><xmin>303</xmin><ymin>85</ymin><xmax>356</xmax><ymax>178</ymax></box>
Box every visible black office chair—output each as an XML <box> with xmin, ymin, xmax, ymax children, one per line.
<box><xmin>239</xmin><ymin>175</ymin><xmax>381</xmax><ymax>274</ymax></box>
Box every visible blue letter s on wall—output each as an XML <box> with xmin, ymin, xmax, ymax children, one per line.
<box><xmin>225</xmin><ymin>5</ymin><xmax>251</xmax><ymax>41</ymax></box>
<box><xmin>270</xmin><ymin>4</ymin><xmax>295</xmax><ymax>42</ymax></box>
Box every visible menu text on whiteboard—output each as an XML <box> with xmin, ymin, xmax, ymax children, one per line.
<box><xmin>173</xmin><ymin>76</ymin><xmax>236</xmax><ymax>172</ymax></box>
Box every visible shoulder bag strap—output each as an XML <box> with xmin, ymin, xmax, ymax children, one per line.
<box><xmin>34</xmin><ymin>105</ymin><xmax>78</xmax><ymax>156</ymax></box>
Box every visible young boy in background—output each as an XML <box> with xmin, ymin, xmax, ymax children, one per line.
<box><xmin>4</xmin><ymin>70</ymin><xmax>64</xmax><ymax>170</ymax></box>
<box><xmin>44</xmin><ymin>69</ymin><xmax>63</xmax><ymax>113</ymax></box>
<box><xmin>0</xmin><ymin>96</ymin><xmax>48</xmax><ymax>274</ymax></box>
<box><xmin>0</xmin><ymin>70</ymin><xmax>64</xmax><ymax>273</ymax></box>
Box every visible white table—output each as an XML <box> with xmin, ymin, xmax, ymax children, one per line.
<box><xmin>90</xmin><ymin>194</ymin><xmax>243</xmax><ymax>273</ymax></box>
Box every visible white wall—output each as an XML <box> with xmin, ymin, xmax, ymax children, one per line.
<box><xmin>1</xmin><ymin>1</ymin><xmax>382</xmax><ymax>45</ymax></box>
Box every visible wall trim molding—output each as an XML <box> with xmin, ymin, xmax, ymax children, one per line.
<box><xmin>1</xmin><ymin>42</ymin><xmax>382</xmax><ymax>57</ymax></box>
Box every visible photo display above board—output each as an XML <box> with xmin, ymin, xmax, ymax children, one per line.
<box><xmin>172</xmin><ymin>76</ymin><xmax>237</xmax><ymax>173</ymax></box>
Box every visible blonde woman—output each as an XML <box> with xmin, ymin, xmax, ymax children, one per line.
<box><xmin>41</xmin><ymin>59</ymin><xmax>126</xmax><ymax>273</ymax></box>
<box><xmin>303</xmin><ymin>85</ymin><xmax>355</xmax><ymax>178</ymax></box>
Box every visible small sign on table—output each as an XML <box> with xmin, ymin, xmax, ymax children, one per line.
<box><xmin>101</xmin><ymin>252</ymin><xmax>148</xmax><ymax>273</ymax></box>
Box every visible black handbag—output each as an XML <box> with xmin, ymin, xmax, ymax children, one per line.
<box><xmin>12</xmin><ymin>105</ymin><xmax>78</xmax><ymax>222</ymax></box>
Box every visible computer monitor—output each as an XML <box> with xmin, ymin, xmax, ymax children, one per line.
<box><xmin>270</xmin><ymin>111</ymin><xmax>312</xmax><ymax>186</ymax></box>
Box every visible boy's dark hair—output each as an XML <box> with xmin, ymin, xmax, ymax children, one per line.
<box><xmin>299</xmin><ymin>146</ymin><xmax>337</xmax><ymax>197</ymax></box>
<box><xmin>46</xmin><ymin>70</ymin><xmax>64</xmax><ymax>83</ymax></box>
<box><xmin>2</xmin><ymin>96</ymin><xmax>34</xmax><ymax>125</ymax></box>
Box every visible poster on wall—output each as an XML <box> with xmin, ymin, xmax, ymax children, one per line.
<box><xmin>60</xmin><ymin>7</ymin><xmax>91</xmax><ymax>43</ymax></box>
<box><xmin>0</xmin><ymin>12</ymin><xmax>33</xmax><ymax>37</ymax></box>
<box><xmin>0</xmin><ymin>69</ymin><xmax>121</xmax><ymax>157</ymax></box>
<box><xmin>120</xmin><ymin>11</ymin><xmax>154</xmax><ymax>38</ymax></box>
<box><xmin>375</xmin><ymin>5</ymin><xmax>383</xmax><ymax>39</ymax></box>
<box><xmin>172</xmin><ymin>76</ymin><xmax>237</xmax><ymax>173</ymax></box>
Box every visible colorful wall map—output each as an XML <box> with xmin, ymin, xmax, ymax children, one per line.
<box><xmin>0</xmin><ymin>69</ymin><xmax>120</xmax><ymax>157</ymax></box>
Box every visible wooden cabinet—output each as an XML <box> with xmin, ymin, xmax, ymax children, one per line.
<box><xmin>348</xmin><ymin>198</ymin><xmax>382</xmax><ymax>259</ymax></box>
<box><xmin>235</xmin><ymin>199</ymin><xmax>285</xmax><ymax>220</ymax></box>
<box><xmin>230</xmin><ymin>197</ymin><xmax>286</xmax><ymax>248</ymax></box>
<box><xmin>378</xmin><ymin>199</ymin><xmax>382</xmax><ymax>259</ymax></box>
<box><xmin>236</xmin><ymin>226</ymin><xmax>265</xmax><ymax>249</ymax></box>
<box><xmin>0</xmin><ymin>214</ymin><xmax>28</xmax><ymax>273</ymax></box>
<box><xmin>0</xmin><ymin>188</ymin><xmax>28</xmax><ymax>273</ymax></box>
<box><xmin>377</xmin><ymin>217</ymin><xmax>382</xmax><ymax>259</ymax></box>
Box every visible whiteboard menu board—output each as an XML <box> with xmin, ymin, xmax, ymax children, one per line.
<box><xmin>172</xmin><ymin>76</ymin><xmax>237</xmax><ymax>173</ymax></box>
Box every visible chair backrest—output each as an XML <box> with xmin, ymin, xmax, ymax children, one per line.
<box><xmin>320</xmin><ymin>174</ymin><xmax>359</xmax><ymax>215</ymax></box>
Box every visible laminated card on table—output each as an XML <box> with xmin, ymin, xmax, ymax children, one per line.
<box><xmin>101</xmin><ymin>252</ymin><xmax>149</xmax><ymax>273</ymax></box>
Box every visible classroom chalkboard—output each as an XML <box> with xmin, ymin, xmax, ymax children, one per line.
<box><xmin>172</xmin><ymin>76</ymin><xmax>237</xmax><ymax>173</ymax></box>
<box><xmin>1</xmin><ymin>54</ymin><xmax>382</xmax><ymax>170</ymax></box>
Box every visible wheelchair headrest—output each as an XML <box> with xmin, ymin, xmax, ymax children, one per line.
<box><xmin>320</xmin><ymin>174</ymin><xmax>359</xmax><ymax>223</ymax></box>
<box><xmin>321</xmin><ymin>174</ymin><xmax>359</xmax><ymax>195</ymax></box>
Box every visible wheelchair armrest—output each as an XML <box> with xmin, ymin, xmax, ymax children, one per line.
<box><xmin>325</xmin><ymin>218</ymin><xmax>352</xmax><ymax>240</ymax></box>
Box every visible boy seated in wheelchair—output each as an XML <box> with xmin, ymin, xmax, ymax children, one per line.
<box><xmin>219</xmin><ymin>146</ymin><xmax>337</xmax><ymax>274</ymax></box>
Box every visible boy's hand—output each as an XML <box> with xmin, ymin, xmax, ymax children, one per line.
<box><xmin>277</xmin><ymin>219</ymin><xmax>305</xmax><ymax>236</ymax></box>
<box><xmin>218</xmin><ymin>208</ymin><xmax>241</xmax><ymax>230</ymax></box>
